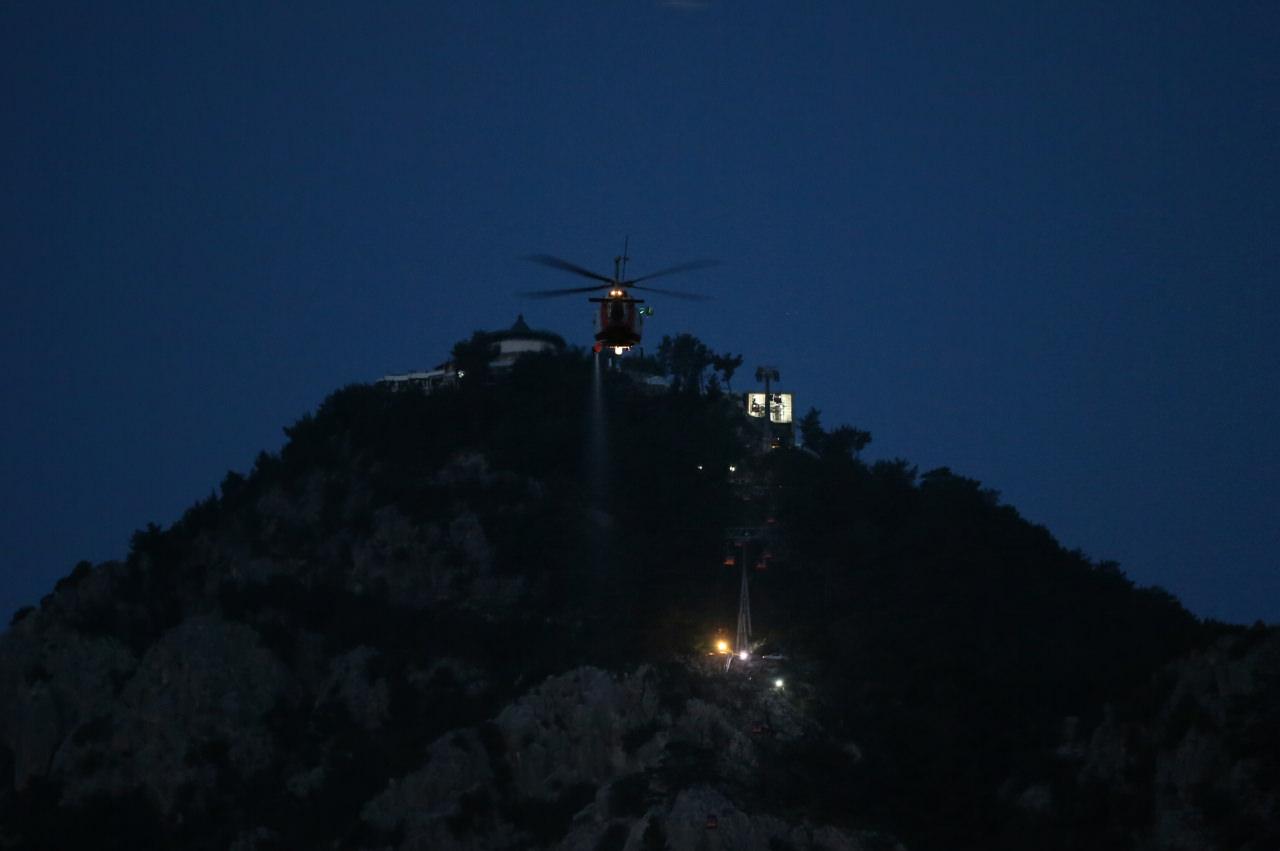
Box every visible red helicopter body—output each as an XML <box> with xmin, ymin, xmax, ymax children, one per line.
<box><xmin>521</xmin><ymin>242</ymin><xmax>711</xmax><ymax>353</ymax></box>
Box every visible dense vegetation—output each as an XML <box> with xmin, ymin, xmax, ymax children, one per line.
<box><xmin>4</xmin><ymin>336</ymin><xmax>1261</xmax><ymax>851</ymax></box>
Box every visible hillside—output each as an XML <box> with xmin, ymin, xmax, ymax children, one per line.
<box><xmin>1</xmin><ymin>344</ymin><xmax>1276</xmax><ymax>851</ymax></box>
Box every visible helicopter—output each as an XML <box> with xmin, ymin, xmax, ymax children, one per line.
<box><xmin>521</xmin><ymin>241</ymin><xmax>714</xmax><ymax>354</ymax></box>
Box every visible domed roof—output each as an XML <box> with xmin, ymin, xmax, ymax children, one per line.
<box><xmin>486</xmin><ymin>314</ymin><xmax>565</xmax><ymax>348</ymax></box>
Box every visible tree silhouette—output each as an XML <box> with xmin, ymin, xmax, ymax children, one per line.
<box><xmin>798</xmin><ymin>406</ymin><xmax>825</xmax><ymax>451</ymax></box>
<box><xmin>451</xmin><ymin>331</ymin><xmax>497</xmax><ymax>385</ymax></box>
<box><xmin>825</xmin><ymin>424</ymin><xmax>871</xmax><ymax>458</ymax></box>
<box><xmin>711</xmin><ymin>352</ymin><xmax>744</xmax><ymax>391</ymax></box>
<box><xmin>656</xmin><ymin>334</ymin><xmax>713</xmax><ymax>392</ymax></box>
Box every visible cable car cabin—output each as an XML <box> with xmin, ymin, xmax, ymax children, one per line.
<box><xmin>590</xmin><ymin>293</ymin><xmax>646</xmax><ymax>354</ymax></box>
<box><xmin>705</xmin><ymin>815</ymin><xmax>719</xmax><ymax>830</ymax></box>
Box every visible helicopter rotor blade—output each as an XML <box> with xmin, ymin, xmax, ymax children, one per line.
<box><xmin>525</xmin><ymin>254</ymin><xmax>614</xmax><ymax>284</ymax></box>
<box><xmin>629</xmin><ymin>283</ymin><xmax>711</xmax><ymax>301</ymax></box>
<box><xmin>517</xmin><ymin>284</ymin><xmax>612</xmax><ymax>298</ymax></box>
<box><xmin>624</xmin><ymin>259</ymin><xmax>718</xmax><ymax>285</ymax></box>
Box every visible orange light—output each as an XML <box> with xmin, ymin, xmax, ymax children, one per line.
<box><xmin>715</xmin><ymin>639</ymin><xmax>730</xmax><ymax>654</ymax></box>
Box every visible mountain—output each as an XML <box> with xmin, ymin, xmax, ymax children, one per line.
<box><xmin>1</xmin><ymin>344</ymin><xmax>1276</xmax><ymax>851</ymax></box>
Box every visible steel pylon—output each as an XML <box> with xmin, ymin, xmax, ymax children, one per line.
<box><xmin>735</xmin><ymin>561</ymin><xmax>752</xmax><ymax>656</ymax></box>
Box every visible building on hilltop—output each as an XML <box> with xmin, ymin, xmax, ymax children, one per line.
<box><xmin>485</xmin><ymin>314</ymin><xmax>566</xmax><ymax>369</ymax></box>
<box><xmin>378</xmin><ymin>315</ymin><xmax>565</xmax><ymax>392</ymax></box>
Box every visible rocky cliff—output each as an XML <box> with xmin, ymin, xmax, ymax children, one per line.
<box><xmin>0</xmin><ymin>354</ymin><xmax>1274</xmax><ymax>850</ymax></box>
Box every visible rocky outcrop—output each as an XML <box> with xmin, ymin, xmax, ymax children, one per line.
<box><xmin>1</xmin><ymin>377</ymin><xmax>1272</xmax><ymax>851</ymax></box>
<box><xmin>46</xmin><ymin>615</ymin><xmax>290</xmax><ymax>814</ymax></box>
<box><xmin>361</xmin><ymin>667</ymin><xmax>666</xmax><ymax>849</ymax></box>
<box><xmin>358</xmin><ymin>665</ymin><xmax>886</xmax><ymax>851</ymax></box>
<box><xmin>1012</xmin><ymin>628</ymin><xmax>1280</xmax><ymax>851</ymax></box>
<box><xmin>349</xmin><ymin>500</ymin><xmax>524</xmax><ymax>612</ymax></box>
<box><xmin>0</xmin><ymin>623</ymin><xmax>136</xmax><ymax>790</ymax></box>
<box><xmin>320</xmin><ymin>646</ymin><xmax>392</xmax><ymax>732</ymax></box>
<box><xmin>560</xmin><ymin>784</ymin><xmax>900</xmax><ymax>851</ymax></box>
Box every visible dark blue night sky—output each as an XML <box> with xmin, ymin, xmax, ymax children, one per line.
<box><xmin>3</xmin><ymin>3</ymin><xmax>1277</xmax><ymax>624</ymax></box>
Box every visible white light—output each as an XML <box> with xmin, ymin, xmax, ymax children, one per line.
<box><xmin>613</xmin><ymin>346</ymin><xmax>626</xmax><ymax>355</ymax></box>
<box><xmin>728</xmin><ymin>465</ymin><xmax>737</xmax><ymax>473</ymax></box>
<box><xmin>697</xmin><ymin>465</ymin><xmax>703</xmax><ymax>470</ymax></box>
<box><xmin>738</xmin><ymin>650</ymin><xmax>749</xmax><ymax>661</ymax></box>
<box><xmin>774</xmin><ymin>678</ymin><xmax>784</xmax><ymax>689</ymax></box>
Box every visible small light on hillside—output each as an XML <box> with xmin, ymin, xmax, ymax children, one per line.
<box><xmin>773</xmin><ymin>678</ymin><xmax>784</xmax><ymax>689</ymax></box>
<box><xmin>715</xmin><ymin>639</ymin><xmax>730</xmax><ymax>654</ymax></box>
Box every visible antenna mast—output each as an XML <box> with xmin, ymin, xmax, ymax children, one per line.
<box><xmin>614</xmin><ymin>236</ymin><xmax>630</xmax><ymax>284</ymax></box>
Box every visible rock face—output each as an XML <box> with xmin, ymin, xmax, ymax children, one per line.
<box><xmin>0</xmin><ymin>426</ymin><xmax>893</xmax><ymax>849</ymax></box>
<box><xmin>1069</xmin><ymin>629</ymin><xmax>1280</xmax><ymax>851</ymax></box>
<box><xmin>0</xmin><ymin>377</ymin><xmax>1275</xmax><ymax>850</ymax></box>
<box><xmin>360</xmin><ymin>666</ymin><xmax>896</xmax><ymax>851</ymax></box>
<box><xmin>0</xmin><ymin>570</ymin><xmax>894</xmax><ymax>850</ymax></box>
<box><xmin>559</xmin><ymin>784</ymin><xmax>896</xmax><ymax>851</ymax></box>
<box><xmin>52</xmin><ymin>616</ymin><xmax>290</xmax><ymax>814</ymax></box>
<box><xmin>0</xmin><ymin>624</ymin><xmax>135</xmax><ymax>791</ymax></box>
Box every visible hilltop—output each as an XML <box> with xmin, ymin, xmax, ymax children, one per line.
<box><xmin>1</xmin><ymin>342</ymin><xmax>1276</xmax><ymax>851</ymax></box>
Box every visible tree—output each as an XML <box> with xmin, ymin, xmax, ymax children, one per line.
<box><xmin>656</xmin><ymin>333</ymin><xmax>713</xmax><ymax>392</ymax></box>
<box><xmin>798</xmin><ymin>406</ymin><xmax>825</xmax><ymax>452</ymax></box>
<box><xmin>712</xmin><ymin>352</ymin><xmax>744</xmax><ymax>391</ymax></box>
<box><xmin>825</xmin><ymin>424</ymin><xmax>872</xmax><ymax>458</ymax></box>
<box><xmin>451</xmin><ymin>331</ymin><xmax>497</xmax><ymax>385</ymax></box>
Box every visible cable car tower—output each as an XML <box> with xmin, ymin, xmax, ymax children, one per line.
<box><xmin>735</xmin><ymin>558</ymin><xmax>752</xmax><ymax>662</ymax></box>
<box><xmin>723</xmin><ymin>527</ymin><xmax>764</xmax><ymax>671</ymax></box>
<box><xmin>755</xmin><ymin>365</ymin><xmax>781</xmax><ymax>451</ymax></box>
